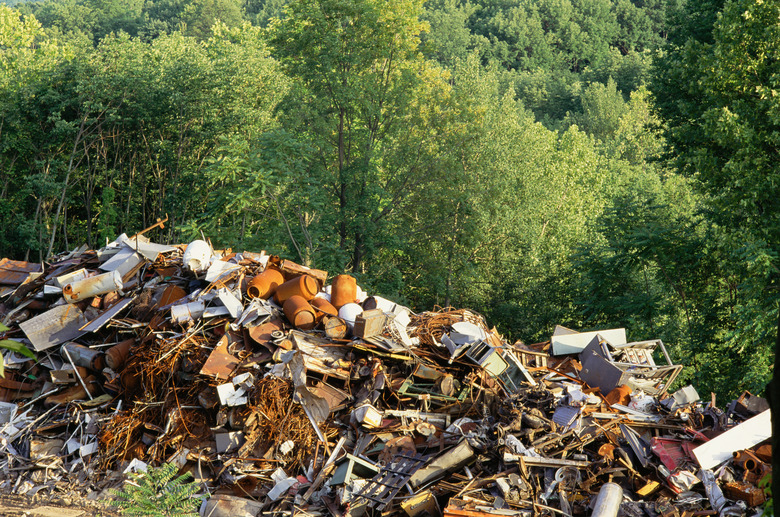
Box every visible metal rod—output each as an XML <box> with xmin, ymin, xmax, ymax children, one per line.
<box><xmin>62</xmin><ymin>346</ymin><xmax>93</xmax><ymax>400</ymax></box>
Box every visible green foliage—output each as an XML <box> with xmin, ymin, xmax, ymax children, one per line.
<box><xmin>22</xmin><ymin>0</ymin><xmax>147</xmax><ymax>43</ymax></box>
<box><xmin>268</xmin><ymin>0</ymin><xmax>451</xmax><ymax>275</ymax></box>
<box><xmin>111</xmin><ymin>463</ymin><xmax>202</xmax><ymax>517</ymax></box>
<box><xmin>566</xmin><ymin>77</ymin><xmax>628</xmax><ymax>142</ymax></box>
<box><xmin>243</xmin><ymin>0</ymin><xmax>287</xmax><ymax>27</ymax></box>
<box><xmin>462</xmin><ymin>0</ymin><xmax>665</xmax><ymax>74</ymax></box>
<box><xmin>394</xmin><ymin>56</ymin><xmax>619</xmax><ymax>340</ymax></box>
<box><xmin>0</xmin><ymin>322</ymin><xmax>37</xmax><ymax>378</ymax></box>
<box><xmin>572</xmin><ymin>172</ymin><xmax>727</xmax><ymax>391</ymax></box>
<box><xmin>182</xmin><ymin>0</ymin><xmax>243</xmax><ymax>40</ymax></box>
<box><xmin>420</xmin><ymin>0</ymin><xmax>479</xmax><ymax>69</ymax></box>
<box><xmin>760</xmin><ymin>473</ymin><xmax>773</xmax><ymax>517</ymax></box>
<box><xmin>1</xmin><ymin>0</ymin><xmax>778</xmax><ymax>405</ymax></box>
<box><xmin>95</xmin><ymin>186</ymin><xmax>118</xmax><ymax>245</ymax></box>
<box><xmin>649</xmin><ymin>0</ymin><xmax>780</xmax><ymax>397</ymax></box>
<box><xmin>0</xmin><ymin>7</ymin><xmax>285</xmax><ymax>256</ymax></box>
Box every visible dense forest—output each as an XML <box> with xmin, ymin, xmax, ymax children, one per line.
<box><xmin>0</xmin><ymin>0</ymin><xmax>777</xmax><ymax>401</ymax></box>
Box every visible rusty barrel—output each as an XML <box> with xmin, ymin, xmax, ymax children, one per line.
<box><xmin>330</xmin><ymin>274</ymin><xmax>357</xmax><ymax>309</ymax></box>
<box><xmin>310</xmin><ymin>297</ymin><xmax>338</xmax><ymax>322</ymax></box>
<box><xmin>274</xmin><ymin>275</ymin><xmax>319</xmax><ymax>304</ymax></box>
<box><xmin>323</xmin><ymin>316</ymin><xmax>348</xmax><ymax>339</ymax></box>
<box><xmin>283</xmin><ymin>295</ymin><xmax>317</xmax><ymax>330</ymax></box>
<box><xmin>247</xmin><ymin>268</ymin><xmax>285</xmax><ymax>299</ymax></box>
<box><xmin>105</xmin><ymin>339</ymin><xmax>135</xmax><ymax>371</ymax></box>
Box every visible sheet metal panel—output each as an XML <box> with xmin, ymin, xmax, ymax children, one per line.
<box><xmin>0</xmin><ymin>258</ymin><xmax>42</xmax><ymax>286</ymax></box>
<box><xmin>19</xmin><ymin>304</ymin><xmax>87</xmax><ymax>351</ymax></box>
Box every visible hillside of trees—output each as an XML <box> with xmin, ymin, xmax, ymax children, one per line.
<box><xmin>0</xmin><ymin>0</ymin><xmax>777</xmax><ymax>402</ymax></box>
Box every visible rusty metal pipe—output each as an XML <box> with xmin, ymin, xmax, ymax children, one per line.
<box><xmin>733</xmin><ymin>450</ymin><xmax>765</xmax><ymax>473</ymax></box>
<box><xmin>61</xmin><ymin>342</ymin><xmax>106</xmax><ymax>371</ymax></box>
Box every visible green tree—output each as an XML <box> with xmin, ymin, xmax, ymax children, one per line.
<box><xmin>394</xmin><ymin>56</ymin><xmax>619</xmax><ymax>340</ymax></box>
<box><xmin>572</xmin><ymin>172</ymin><xmax>729</xmax><ymax>393</ymax></box>
<box><xmin>420</xmin><ymin>0</ymin><xmax>479</xmax><ymax>69</ymax></box>
<box><xmin>565</xmin><ymin>77</ymin><xmax>628</xmax><ymax>142</ymax></box>
<box><xmin>650</xmin><ymin>0</ymin><xmax>779</xmax><ymax>396</ymax></box>
<box><xmin>0</xmin><ymin>5</ymin><xmax>86</xmax><ymax>258</ymax></box>
<box><xmin>181</xmin><ymin>0</ymin><xmax>243</xmax><ymax>40</ymax></box>
<box><xmin>0</xmin><ymin>13</ymin><xmax>286</xmax><ymax>257</ymax></box>
<box><xmin>243</xmin><ymin>0</ymin><xmax>287</xmax><ymax>27</ymax></box>
<box><xmin>21</xmin><ymin>0</ymin><xmax>146</xmax><ymax>43</ymax></box>
<box><xmin>269</xmin><ymin>0</ymin><xmax>450</xmax><ymax>274</ymax></box>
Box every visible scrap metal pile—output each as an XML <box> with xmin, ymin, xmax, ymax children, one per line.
<box><xmin>0</xmin><ymin>232</ymin><xmax>772</xmax><ymax>517</ymax></box>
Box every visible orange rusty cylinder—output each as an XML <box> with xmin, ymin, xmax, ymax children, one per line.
<box><xmin>310</xmin><ymin>297</ymin><xmax>338</xmax><ymax>322</ymax></box>
<box><xmin>283</xmin><ymin>295</ymin><xmax>316</xmax><ymax>330</ymax></box>
<box><xmin>105</xmin><ymin>338</ymin><xmax>135</xmax><ymax>371</ymax></box>
<box><xmin>733</xmin><ymin>450</ymin><xmax>764</xmax><ymax>473</ymax></box>
<box><xmin>120</xmin><ymin>368</ymin><xmax>141</xmax><ymax>394</ymax></box>
<box><xmin>273</xmin><ymin>275</ymin><xmax>319</xmax><ymax>304</ymax></box>
<box><xmin>604</xmin><ymin>384</ymin><xmax>632</xmax><ymax>406</ymax></box>
<box><xmin>323</xmin><ymin>316</ymin><xmax>348</xmax><ymax>339</ymax></box>
<box><xmin>330</xmin><ymin>274</ymin><xmax>357</xmax><ymax>309</ymax></box>
<box><xmin>247</xmin><ymin>268</ymin><xmax>285</xmax><ymax>300</ymax></box>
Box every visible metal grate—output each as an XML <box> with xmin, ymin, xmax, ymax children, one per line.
<box><xmin>353</xmin><ymin>452</ymin><xmax>427</xmax><ymax>510</ymax></box>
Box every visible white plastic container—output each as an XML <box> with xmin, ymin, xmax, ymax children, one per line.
<box><xmin>338</xmin><ymin>303</ymin><xmax>363</xmax><ymax>329</ymax></box>
<box><xmin>182</xmin><ymin>239</ymin><xmax>212</xmax><ymax>273</ymax></box>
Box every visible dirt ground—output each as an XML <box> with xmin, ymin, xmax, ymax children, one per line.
<box><xmin>0</xmin><ymin>494</ymin><xmax>120</xmax><ymax>517</ymax></box>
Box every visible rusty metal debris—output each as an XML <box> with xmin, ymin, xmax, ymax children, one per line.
<box><xmin>0</xmin><ymin>234</ymin><xmax>772</xmax><ymax>516</ymax></box>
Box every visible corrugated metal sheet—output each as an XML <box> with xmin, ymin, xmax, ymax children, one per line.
<box><xmin>0</xmin><ymin>258</ymin><xmax>43</xmax><ymax>286</ymax></box>
<box><xmin>552</xmin><ymin>405</ymin><xmax>581</xmax><ymax>429</ymax></box>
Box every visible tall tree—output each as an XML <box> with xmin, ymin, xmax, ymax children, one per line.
<box><xmin>181</xmin><ymin>0</ymin><xmax>244</xmax><ymax>40</ymax></box>
<box><xmin>650</xmin><ymin>0</ymin><xmax>780</xmax><ymax>503</ymax></box>
<box><xmin>651</xmin><ymin>0</ymin><xmax>779</xmax><ymax>383</ymax></box>
<box><xmin>269</xmin><ymin>0</ymin><xmax>449</xmax><ymax>274</ymax></box>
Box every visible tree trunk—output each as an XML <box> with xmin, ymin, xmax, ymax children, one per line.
<box><xmin>338</xmin><ymin>108</ymin><xmax>347</xmax><ymax>250</ymax></box>
<box><xmin>47</xmin><ymin>117</ymin><xmax>88</xmax><ymax>259</ymax></box>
